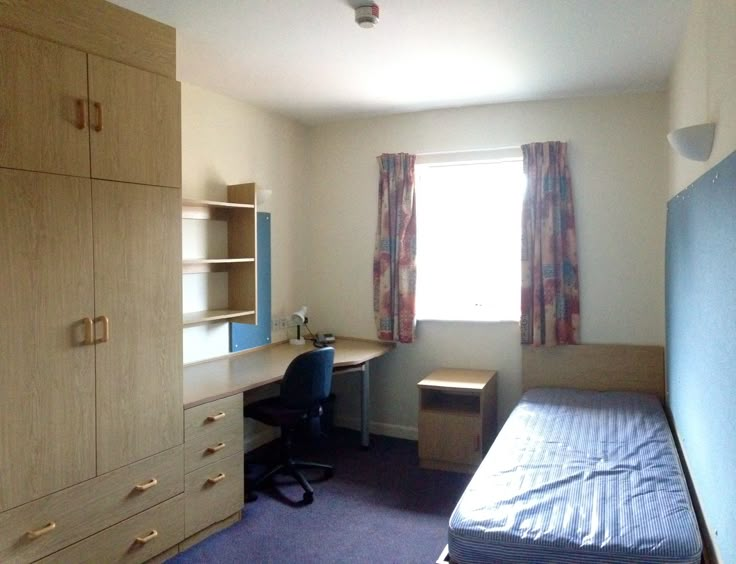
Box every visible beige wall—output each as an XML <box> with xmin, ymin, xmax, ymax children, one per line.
<box><xmin>305</xmin><ymin>93</ymin><xmax>669</xmax><ymax>433</ymax></box>
<box><xmin>180</xmin><ymin>83</ymin><xmax>309</xmax><ymax>364</ymax></box>
<box><xmin>669</xmin><ymin>0</ymin><xmax>736</xmax><ymax>196</ymax></box>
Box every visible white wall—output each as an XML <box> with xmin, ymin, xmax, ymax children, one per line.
<box><xmin>669</xmin><ymin>0</ymin><xmax>736</xmax><ymax>197</ymax></box>
<box><xmin>305</xmin><ymin>93</ymin><xmax>669</xmax><ymax>432</ymax></box>
<box><xmin>180</xmin><ymin>83</ymin><xmax>310</xmax><ymax>449</ymax></box>
<box><xmin>181</xmin><ymin>83</ymin><xmax>309</xmax><ymax>364</ymax></box>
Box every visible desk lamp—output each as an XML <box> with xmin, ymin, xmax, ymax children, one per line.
<box><xmin>289</xmin><ymin>306</ymin><xmax>308</xmax><ymax>345</ymax></box>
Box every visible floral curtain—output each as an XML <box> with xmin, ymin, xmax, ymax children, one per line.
<box><xmin>373</xmin><ymin>153</ymin><xmax>417</xmax><ymax>343</ymax></box>
<box><xmin>521</xmin><ymin>142</ymin><xmax>580</xmax><ymax>345</ymax></box>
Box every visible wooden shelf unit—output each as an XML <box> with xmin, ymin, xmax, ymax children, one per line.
<box><xmin>182</xmin><ymin>183</ymin><xmax>257</xmax><ymax>326</ymax></box>
<box><xmin>417</xmin><ymin>369</ymin><xmax>497</xmax><ymax>474</ymax></box>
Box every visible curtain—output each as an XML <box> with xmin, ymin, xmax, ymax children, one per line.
<box><xmin>373</xmin><ymin>153</ymin><xmax>417</xmax><ymax>343</ymax></box>
<box><xmin>521</xmin><ymin>142</ymin><xmax>580</xmax><ymax>345</ymax></box>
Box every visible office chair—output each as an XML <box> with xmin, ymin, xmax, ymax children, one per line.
<box><xmin>244</xmin><ymin>347</ymin><xmax>335</xmax><ymax>504</ymax></box>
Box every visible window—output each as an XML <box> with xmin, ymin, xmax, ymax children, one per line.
<box><xmin>415</xmin><ymin>152</ymin><xmax>525</xmax><ymax>322</ymax></box>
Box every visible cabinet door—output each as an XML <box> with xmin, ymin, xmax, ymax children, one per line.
<box><xmin>0</xmin><ymin>27</ymin><xmax>90</xmax><ymax>177</ymax></box>
<box><xmin>88</xmin><ymin>55</ymin><xmax>181</xmax><ymax>188</ymax></box>
<box><xmin>419</xmin><ymin>411</ymin><xmax>482</xmax><ymax>467</ymax></box>
<box><xmin>0</xmin><ymin>169</ymin><xmax>96</xmax><ymax>512</ymax></box>
<box><xmin>93</xmin><ymin>180</ymin><xmax>183</xmax><ymax>474</ymax></box>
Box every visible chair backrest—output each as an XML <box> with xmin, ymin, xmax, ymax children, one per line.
<box><xmin>280</xmin><ymin>347</ymin><xmax>335</xmax><ymax>410</ymax></box>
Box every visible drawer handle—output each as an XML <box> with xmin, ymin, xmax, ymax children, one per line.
<box><xmin>134</xmin><ymin>477</ymin><xmax>158</xmax><ymax>491</ymax></box>
<box><xmin>135</xmin><ymin>529</ymin><xmax>158</xmax><ymax>545</ymax></box>
<box><xmin>27</xmin><ymin>522</ymin><xmax>56</xmax><ymax>539</ymax></box>
<box><xmin>206</xmin><ymin>442</ymin><xmax>226</xmax><ymax>454</ymax></box>
<box><xmin>206</xmin><ymin>411</ymin><xmax>226</xmax><ymax>422</ymax></box>
<box><xmin>207</xmin><ymin>472</ymin><xmax>226</xmax><ymax>484</ymax></box>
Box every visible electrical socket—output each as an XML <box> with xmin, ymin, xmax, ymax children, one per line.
<box><xmin>272</xmin><ymin>317</ymin><xmax>288</xmax><ymax>331</ymax></box>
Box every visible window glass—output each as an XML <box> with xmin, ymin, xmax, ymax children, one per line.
<box><xmin>415</xmin><ymin>158</ymin><xmax>525</xmax><ymax>322</ymax></box>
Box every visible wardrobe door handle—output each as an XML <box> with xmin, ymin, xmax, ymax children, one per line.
<box><xmin>75</xmin><ymin>99</ymin><xmax>86</xmax><ymax>130</ymax></box>
<box><xmin>27</xmin><ymin>522</ymin><xmax>56</xmax><ymax>539</ymax></box>
<box><xmin>82</xmin><ymin>317</ymin><xmax>94</xmax><ymax>345</ymax></box>
<box><xmin>134</xmin><ymin>530</ymin><xmax>158</xmax><ymax>545</ymax></box>
<box><xmin>134</xmin><ymin>477</ymin><xmax>158</xmax><ymax>491</ymax></box>
<box><xmin>95</xmin><ymin>315</ymin><xmax>110</xmax><ymax>343</ymax></box>
<box><xmin>206</xmin><ymin>412</ymin><xmax>226</xmax><ymax>422</ymax></box>
<box><xmin>206</xmin><ymin>442</ymin><xmax>226</xmax><ymax>454</ymax></box>
<box><xmin>93</xmin><ymin>102</ymin><xmax>103</xmax><ymax>132</ymax></box>
<box><xmin>207</xmin><ymin>472</ymin><xmax>226</xmax><ymax>484</ymax></box>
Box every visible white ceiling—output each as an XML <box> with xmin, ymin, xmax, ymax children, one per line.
<box><xmin>110</xmin><ymin>0</ymin><xmax>691</xmax><ymax>125</ymax></box>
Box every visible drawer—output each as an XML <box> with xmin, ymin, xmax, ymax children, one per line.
<box><xmin>185</xmin><ymin>452</ymin><xmax>244</xmax><ymax>537</ymax></box>
<box><xmin>0</xmin><ymin>445</ymin><xmax>183</xmax><ymax>564</ymax></box>
<box><xmin>418</xmin><ymin>411</ymin><xmax>481</xmax><ymax>467</ymax></box>
<box><xmin>38</xmin><ymin>495</ymin><xmax>184</xmax><ymax>564</ymax></box>
<box><xmin>184</xmin><ymin>394</ymin><xmax>243</xmax><ymax>441</ymax></box>
<box><xmin>185</xmin><ymin>415</ymin><xmax>243</xmax><ymax>473</ymax></box>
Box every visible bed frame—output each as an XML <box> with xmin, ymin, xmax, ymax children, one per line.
<box><xmin>437</xmin><ymin>343</ymin><xmax>667</xmax><ymax>564</ymax></box>
<box><xmin>522</xmin><ymin>343</ymin><xmax>665</xmax><ymax>403</ymax></box>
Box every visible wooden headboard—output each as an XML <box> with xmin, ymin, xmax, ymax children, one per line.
<box><xmin>522</xmin><ymin>344</ymin><xmax>665</xmax><ymax>403</ymax></box>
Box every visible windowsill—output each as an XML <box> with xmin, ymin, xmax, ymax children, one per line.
<box><xmin>416</xmin><ymin>317</ymin><xmax>520</xmax><ymax>324</ymax></box>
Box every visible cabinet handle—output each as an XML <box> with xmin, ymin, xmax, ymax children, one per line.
<box><xmin>475</xmin><ymin>435</ymin><xmax>480</xmax><ymax>452</ymax></box>
<box><xmin>94</xmin><ymin>315</ymin><xmax>110</xmax><ymax>343</ymax></box>
<box><xmin>82</xmin><ymin>317</ymin><xmax>94</xmax><ymax>345</ymax></box>
<box><xmin>134</xmin><ymin>477</ymin><xmax>158</xmax><ymax>491</ymax></box>
<box><xmin>206</xmin><ymin>442</ymin><xmax>226</xmax><ymax>453</ymax></box>
<box><xmin>75</xmin><ymin>99</ymin><xmax>85</xmax><ymax>130</ymax></box>
<box><xmin>206</xmin><ymin>411</ymin><xmax>226</xmax><ymax>422</ymax></box>
<box><xmin>93</xmin><ymin>102</ymin><xmax>103</xmax><ymax>132</ymax></box>
<box><xmin>207</xmin><ymin>472</ymin><xmax>226</xmax><ymax>484</ymax></box>
<box><xmin>134</xmin><ymin>530</ymin><xmax>158</xmax><ymax>545</ymax></box>
<box><xmin>27</xmin><ymin>522</ymin><xmax>56</xmax><ymax>539</ymax></box>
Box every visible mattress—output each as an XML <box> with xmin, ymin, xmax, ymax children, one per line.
<box><xmin>448</xmin><ymin>388</ymin><xmax>702</xmax><ymax>564</ymax></box>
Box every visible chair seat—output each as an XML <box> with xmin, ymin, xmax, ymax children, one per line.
<box><xmin>244</xmin><ymin>396</ymin><xmax>310</xmax><ymax>427</ymax></box>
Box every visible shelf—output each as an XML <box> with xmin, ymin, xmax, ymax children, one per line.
<box><xmin>183</xmin><ymin>258</ymin><xmax>255</xmax><ymax>274</ymax></box>
<box><xmin>182</xmin><ymin>198</ymin><xmax>255</xmax><ymax>220</ymax></box>
<box><xmin>183</xmin><ymin>309</ymin><xmax>256</xmax><ymax>326</ymax></box>
<box><xmin>181</xmin><ymin>183</ymin><xmax>257</xmax><ymax>327</ymax></box>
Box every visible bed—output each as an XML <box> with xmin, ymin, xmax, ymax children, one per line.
<box><xmin>443</xmin><ymin>345</ymin><xmax>702</xmax><ymax>564</ymax></box>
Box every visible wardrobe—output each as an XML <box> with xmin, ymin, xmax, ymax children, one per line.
<box><xmin>0</xmin><ymin>2</ymin><xmax>183</xmax><ymax>561</ymax></box>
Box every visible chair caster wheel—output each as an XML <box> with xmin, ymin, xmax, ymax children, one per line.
<box><xmin>302</xmin><ymin>491</ymin><xmax>314</xmax><ymax>504</ymax></box>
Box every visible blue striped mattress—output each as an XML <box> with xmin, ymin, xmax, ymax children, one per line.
<box><xmin>448</xmin><ymin>388</ymin><xmax>702</xmax><ymax>563</ymax></box>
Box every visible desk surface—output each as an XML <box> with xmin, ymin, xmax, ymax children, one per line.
<box><xmin>183</xmin><ymin>338</ymin><xmax>393</xmax><ymax>408</ymax></box>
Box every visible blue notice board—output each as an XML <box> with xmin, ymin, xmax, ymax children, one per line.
<box><xmin>230</xmin><ymin>212</ymin><xmax>271</xmax><ymax>352</ymax></box>
<box><xmin>666</xmin><ymin>150</ymin><xmax>736</xmax><ymax>561</ymax></box>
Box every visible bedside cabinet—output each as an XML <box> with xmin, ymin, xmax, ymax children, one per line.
<box><xmin>417</xmin><ymin>369</ymin><xmax>497</xmax><ymax>473</ymax></box>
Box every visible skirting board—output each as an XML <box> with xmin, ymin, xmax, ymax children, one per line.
<box><xmin>334</xmin><ymin>415</ymin><xmax>418</xmax><ymax>441</ymax></box>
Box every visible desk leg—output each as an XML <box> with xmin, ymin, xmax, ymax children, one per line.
<box><xmin>361</xmin><ymin>362</ymin><xmax>370</xmax><ymax>449</ymax></box>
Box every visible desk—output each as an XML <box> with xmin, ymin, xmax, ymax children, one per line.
<box><xmin>183</xmin><ymin>338</ymin><xmax>393</xmax><ymax>448</ymax></box>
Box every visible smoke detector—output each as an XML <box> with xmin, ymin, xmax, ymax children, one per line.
<box><xmin>355</xmin><ymin>3</ymin><xmax>379</xmax><ymax>28</ymax></box>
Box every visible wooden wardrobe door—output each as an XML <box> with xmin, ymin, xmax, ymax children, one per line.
<box><xmin>0</xmin><ymin>169</ymin><xmax>96</xmax><ymax>512</ymax></box>
<box><xmin>92</xmin><ymin>180</ymin><xmax>182</xmax><ymax>474</ymax></box>
<box><xmin>87</xmin><ymin>55</ymin><xmax>181</xmax><ymax>189</ymax></box>
<box><xmin>0</xmin><ymin>27</ymin><xmax>90</xmax><ymax>177</ymax></box>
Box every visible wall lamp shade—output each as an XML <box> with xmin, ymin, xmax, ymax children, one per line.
<box><xmin>289</xmin><ymin>306</ymin><xmax>308</xmax><ymax>345</ymax></box>
<box><xmin>667</xmin><ymin>123</ymin><xmax>716</xmax><ymax>161</ymax></box>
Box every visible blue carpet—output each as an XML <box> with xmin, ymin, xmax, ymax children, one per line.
<box><xmin>169</xmin><ymin>429</ymin><xmax>471</xmax><ymax>563</ymax></box>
